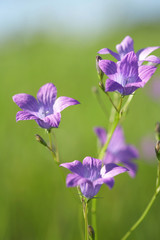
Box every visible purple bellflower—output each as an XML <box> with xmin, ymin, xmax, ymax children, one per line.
<box><xmin>98</xmin><ymin>35</ymin><xmax>160</xmax><ymax>66</ymax></box>
<box><xmin>60</xmin><ymin>156</ymin><xmax>128</xmax><ymax>199</ymax></box>
<box><xmin>94</xmin><ymin>126</ymin><xmax>139</xmax><ymax>178</ymax></box>
<box><xmin>12</xmin><ymin>83</ymin><xmax>80</xmax><ymax>129</ymax></box>
<box><xmin>99</xmin><ymin>51</ymin><xmax>157</xmax><ymax>95</ymax></box>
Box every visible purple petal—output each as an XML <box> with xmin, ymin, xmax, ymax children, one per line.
<box><xmin>60</xmin><ymin>160</ymin><xmax>84</xmax><ymax>176</ymax></box>
<box><xmin>103</xmin><ymin>151</ymin><xmax>118</xmax><ymax>164</ymax></box>
<box><xmin>12</xmin><ymin>94</ymin><xmax>39</xmax><ymax>112</ymax></box>
<box><xmin>37</xmin><ymin>83</ymin><xmax>57</xmax><ymax>106</ymax></box>
<box><xmin>116</xmin><ymin>36</ymin><xmax>134</xmax><ymax>58</ymax></box>
<box><xmin>94</xmin><ymin>175</ymin><xmax>115</xmax><ymax>189</ymax></box>
<box><xmin>117</xmin><ymin>145</ymin><xmax>139</xmax><ymax>160</ymax></box>
<box><xmin>98</xmin><ymin>48</ymin><xmax>120</xmax><ymax>60</ymax></box>
<box><xmin>36</xmin><ymin>112</ymin><xmax>61</xmax><ymax>129</ymax></box>
<box><xmin>82</xmin><ymin>157</ymin><xmax>102</xmax><ymax>180</ymax></box>
<box><xmin>108</xmin><ymin>126</ymin><xmax>126</xmax><ymax>152</ymax></box>
<box><xmin>119</xmin><ymin>51</ymin><xmax>138</xmax><ymax>81</ymax></box>
<box><xmin>80</xmin><ymin>181</ymin><xmax>101</xmax><ymax>198</ymax></box>
<box><xmin>136</xmin><ymin>46</ymin><xmax>160</xmax><ymax>61</ymax></box>
<box><xmin>16</xmin><ymin>111</ymin><xmax>39</xmax><ymax>121</ymax></box>
<box><xmin>139</xmin><ymin>65</ymin><xmax>157</xmax><ymax>86</ymax></box>
<box><xmin>105</xmin><ymin>79</ymin><xmax>124</xmax><ymax>94</ymax></box>
<box><xmin>122</xmin><ymin>160</ymin><xmax>137</xmax><ymax>178</ymax></box>
<box><xmin>103</xmin><ymin>177</ymin><xmax>115</xmax><ymax>189</ymax></box>
<box><xmin>144</xmin><ymin>55</ymin><xmax>160</xmax><ymax>64</ymax></box>
<box><xmin>121</xmin><ymin>86</ymin><xmax>139</xmax><ymax>95</ymax></box>
<box><xmin>94</xmin><ymin>127</ymin><xmax>107</xmax><ymax>146</ymax></box>
<box><xmin>66</xmin><ymin>173</ymin><xmax>88</xmax><ymax>187</ymax></box>
<box><xmin>99</xmin><ymin>60</ymin><xmax>117</xmax><ymax>77</ymax></box>
<box><xmin>101</xmin><ymin>163</ymin><xmax>128</xmax><ymax>178</ymax></box>
<box><xmin>53</xmin><ymin>96</ymin><xmax>80</xmax><ymax>113</ymax></box>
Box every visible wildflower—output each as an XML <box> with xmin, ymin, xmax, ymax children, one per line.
<box><xmin>99</xmin><ymin>51</ymin><xmax>157</xmax><ymax>95</ymax></box>
<box><xmin>12</xmin><ymin>83</ymin><xmax>80</xmax><ymax>129</ymax></box>
<box><xmin>60</xmin><ymin>156</ymin><xmax>128</xmax><ymax>199</ymax></box>
<box><xmin>98</xmin><ymin>35</ymin><xmax>160</xmax><ymax>65</ymax></box>
<box><xmin>94</xmin><ymin>126</ymin><xmax>139</xmax><ymax>178</ymax></box>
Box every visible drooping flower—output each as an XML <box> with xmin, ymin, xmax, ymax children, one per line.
<box><xmin>98</xmin><ymin>35</ymin><xmax>160</xmax><ymax>65</ymax></box>
<box><xmin>99</xmin><ymin>51</ymin><xmax>157</xmax><ymax>95</ymax></box>
<box><xmin>60</xmin><ymin>156</ymin><xmax>128</xmax><ymax>199</ymax></box>
<box><xmin>12</xmin><ymin>83</ymin><xmax>80</xmax><ymax>129</ymax></box>
<box><xmin>94</xmin><ymin>126</ymin><xmax>139</xmax><ymax>178</ymax></box>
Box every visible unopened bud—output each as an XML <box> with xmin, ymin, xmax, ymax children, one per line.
<box><xmin>96</xmin><ymin>56</ymin><xmax>104</xmax><ymax>81</ymax></box>
<box><xmin>88</xmin><ymin>225</ymin><xmax>95</xmax><ymax>240</ymax></box>
<box><xmin>155</xmin><ymin>141</ymin><xmax>160</xmax><ymax>161</ymax></box>
<box><xmin>35</xmin><ymin>134</ymin><xmax>48</xmax><ymax>147</ymax></box>
<box><xmin>155</xmin><ymin>122</ymin><xmax>160</xmax><ymax>141</ymax></box>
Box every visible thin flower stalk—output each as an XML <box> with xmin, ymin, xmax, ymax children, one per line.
<box><xmin>47</xmin><ymin>130</ymin><xmax>59</xmax><ymax>164</ymax></box>
<box><xmin>82</xmin><ymin>199</ymin><xmax>89</xmax><ymax>240</ymax></box>
<box><xmin>91</xmin><ymin>95</ymin><xmax>124</xmax><ymax>240</ymax></box>
<box><xmin>121</xmin><ymin>161</ymin><xmax>160</xmax><ymax>240</ymax></box>
<box><xmin>98</xmin><ymin>96</ymin><xmax>123</xmax><ymax>161</ymax></box>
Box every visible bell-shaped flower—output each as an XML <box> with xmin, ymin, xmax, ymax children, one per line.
<box><xmin>13</xmin><ymin>83</ymin><xmax>80</xmax><ymax>129</ymax></box>
<box><xmin>94</xmin><ymin>126</ymin><xmax>139</xmax><ymax>178</ymax></box>
<box><xmin>98</xmin><ymin>35</ymin><xmax>160</xmax><ymax>66</ymax></box>
<box><xmin>99</xmin><ymin>51</ymin><xmax>157</xmax><ymax>95</ymax></box>
<box><xmin>60</xmin><ymin>156</ymin><xmax>128</xmax><ymax>199</ymax></box>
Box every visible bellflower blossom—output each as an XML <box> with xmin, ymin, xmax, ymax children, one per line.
<box><xmin>99</xmin><ymin>51</ymin><xmax>157</xmax><ymax>95</ymax></box>
<box><xmin>60</xmin><ymin>156</ymin><xmax>128</xmax><ymax>199</ymax></box>
<box><xmin>98</xmin><ymin>35</ymin><xmax>160</xmax><ymax>65</ymax></box>
<box><xmin>94</xmin><ymin>126</ymin><xmax>139</xmax><ymax>178</ymax></box>
<box><xmin>12</xmin><ymin>83</ymin><xmax>80</xmax><ymax>129</ymax></box>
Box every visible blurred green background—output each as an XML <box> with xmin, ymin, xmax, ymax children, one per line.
<box><xmin>1</xmin><ymin>1</ymin><xmax>160</xmax><ymax>240</ymax></box>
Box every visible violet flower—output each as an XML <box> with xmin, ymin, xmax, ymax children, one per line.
<box><xmin>60</xmin><ymin>156</ymin><xmax>128</xmax><ymax>199</ymax></box>
<box><xmin>99</xmin><ymin>51</ymin><xmax>157</xmax><ymax>95</ymax></box>
<box><xmin>98</xmin><ymin>35</ymin><xmax>160</xmax><ymax>65</ymax></box>
<box><xmin>12</xmin><ymin>83</ymin><xmax>80</xmax><ymax>129</ymax></box>
<box><xmin>94</xmin><ymin>126</ymin><xmax>139</xmax><ymax>178</ymax></box>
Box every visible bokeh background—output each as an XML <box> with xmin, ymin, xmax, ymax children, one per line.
<box><xmin>1</xmin><ymin>1</ymin><xmax>160</xmax><ymax>239</ymax></box>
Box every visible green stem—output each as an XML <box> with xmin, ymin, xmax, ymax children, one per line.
<box><xmin>121</xmin><ymin>188</ymin><xmax>160</xmax><ymax>240</ymax></box>
<box><xmin>99</xmin><ymin>82</ymin><xmax>119</xmax><ymax>113</ymax></box>
<box><xmin>91</xmin><ymin>96</ymin><xmax>123</xmax><ymax>239</ymax></box>
<box><xmin>48</xmin><ymin>130</ymin><xmax>59</xmax><ymax>164</ymax></box>
<box><xmin>156</xmin><ymin>161</ymin><xmax>160</xmax><ymax>188</ymax></box>
<box><xmin>120</xmin><ymin>94</ymin><xmax>134</xmax><ymax>119</ymax></box>
<box><xmin>121</xmin><ymin>161</ymin><xmax>160</xmax><ymax>240</ymax></box>
<box><xmin>98</xmin><ymin>111</ymin><xmax>120</xmax><ymax>160</ymax></box>
<box><xmin>91</xmin><ymin>199</ymin><xmax>97</xmax><ymax>240</ymax></box>
<box><xmin>83</xmin><ymin>200</ymin><xmax>88</xmax><ymax>240</ymax></box>
<box><xmin>105</xmin><ymin>92</ymin><xmax>119</xmax><ymax>113</ymax></box>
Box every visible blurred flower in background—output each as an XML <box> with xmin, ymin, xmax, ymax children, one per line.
<box><xmin>140</xmin><ymin>134</ymin><xmax>156</xmax><ymax>162</ymax></box>
<box><xmin>147</xmin><ymin>77</ymin><xmax>160</xmax><ymax>101</ymax></box>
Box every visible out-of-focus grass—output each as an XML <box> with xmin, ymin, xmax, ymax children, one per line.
<box><xmin>0</xmin><ymin>23</ymin><xmax>160</xmax><ymax>240</ymax></box>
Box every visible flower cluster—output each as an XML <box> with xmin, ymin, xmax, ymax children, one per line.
<box><xmin>12</xmin><ymin>36</ymin><xmax>159</xmax><ymax>202</ymax></box>
<box><xmin>98</xmin><ymin>36</ymin><xmax>160</xmax><ymax>95</ymax></box>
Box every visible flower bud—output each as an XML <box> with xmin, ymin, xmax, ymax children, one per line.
<box><xmin>35</xmin><ymin>134</ymin><xmax>48</xmax><ymax>147</ymax></box>
<box><xmin>155</xmin><ymin>141</ymin><xmax>160</xmax><ymax>161</ymax></box>
<box><xmin>88</xmin><ymin>225</ymin><xmax>95</xmax><ymax>240</ymax></box>
<box><xmin>155</xmin><ymin>122</ymin><xmax>160</xmax><ymax>141</ymax></box>
<box><xmin>96</xmin><ymin>56</ymin><xmax>104</xmax><ymax>81</ymax></box>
